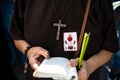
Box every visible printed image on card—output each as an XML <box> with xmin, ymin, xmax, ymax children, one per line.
<box><xmin>63</xmin><ymin>32</ymin><xmax>77</xmax><ymax>51</ymax></box>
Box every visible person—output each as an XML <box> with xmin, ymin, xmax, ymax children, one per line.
<box><xmin>0</xmin><ymin>0</ymin><xmax>27</xmax><ymax>80</ymax></box>
<box><xmin>0</xmin><ymin>7</ymin><xmax>17</xmax><ymax>80</ymax></box>
<box><xmin>107</xmin><ymin>1</ymin><xmax>120</xmax><ymax>80</ymax></box>
<box><xmin>10</xmin><ymin>0</ymin><xmax>119</xmax><ymax>80</ymax></box>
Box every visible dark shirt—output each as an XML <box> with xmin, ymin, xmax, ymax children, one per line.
<box><xmin>11</xmin><ymin>0</ymin><xmax>119</xmax><ymax>80</ymax></box>
<box><xmin>0</xmin><ymin>10</ymin><xmax>17</xmax><ymax>80</ymax></box>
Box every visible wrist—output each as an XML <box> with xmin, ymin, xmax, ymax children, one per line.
<box><xmin>24</xmin><ymin>46</ymin><xmax>32</xmax><ymax>57</ymax></box>
<box><xmin>86</xmin><ymin>60</ymin><xmax>95</xmax><ymax>75</ymax></box>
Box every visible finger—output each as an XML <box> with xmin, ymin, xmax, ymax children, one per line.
<box><xmin>29</xmin><ymin>57</ymin><xmax>40</xmax><ymax>70</ymax></box>
<box><xmin>68</xmin><ymin>59</ymin><xmax>78</xmax><ymax>67</ymax></box>
<box><xmin>39</xmin><ymin>49</ymin><xmax>50</xmax><ymax>58</ymax></box>
<box><xmin>33</xmin><ymin>63</ymin><xmax>39</xmax><ymax>70</ymax></box>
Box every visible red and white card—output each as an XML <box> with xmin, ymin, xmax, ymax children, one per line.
<box><xmin>63</xmin><ymin>32</ymin><xmax>77</xmax><ymax>51</ymax></box>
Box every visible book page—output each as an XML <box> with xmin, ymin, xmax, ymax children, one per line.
<box><xmin>33</xmin><ymin>57</ymin><xmax>78</xmax><ymax>80</ymax></box>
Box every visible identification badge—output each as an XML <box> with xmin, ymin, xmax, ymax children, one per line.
<box><xmin>63</xmin><ymin>32</ymin><xmax>77</xmax><ymax>51</ymax></box>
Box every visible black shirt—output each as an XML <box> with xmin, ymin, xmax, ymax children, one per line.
<box><xmin>11</xmin><ymin>0</ymin><xmax>119</xmax><ymax>80</ymax></box>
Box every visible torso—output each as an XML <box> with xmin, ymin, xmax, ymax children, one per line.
<box><xmin>24</xmin><ymin>0</ymin><xmax>103</xmax><ymax>59</ymax></box>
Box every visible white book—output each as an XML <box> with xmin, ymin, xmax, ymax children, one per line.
<box><xmin>33</xmin><ymin>57</ymin><xmax>78</xmax><ymax>80</ymax></box>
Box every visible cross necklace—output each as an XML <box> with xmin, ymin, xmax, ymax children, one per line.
<box><xmin>52</xmin><ymin>0</ymin><xmax>72</xmax><ymax>40</ymax></box>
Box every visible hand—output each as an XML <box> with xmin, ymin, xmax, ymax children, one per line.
<box><xmin>26</xmin><ymin>46</ymin><xmax>50</xmax><ymax>70</ymax></box>
<box><xmin>24</xmin><ymin>63</ymin><xmax>28</xmax><ymax>73</ymax></box>
<box><xmin>68</xmin><ymin>59</ymin><xmax>90</xmax><ymax>80</ymax></box>
<box><xmin>77</xmin><ymin>61</ymin><xmax>90</xmax><ymax>80</ymax></box>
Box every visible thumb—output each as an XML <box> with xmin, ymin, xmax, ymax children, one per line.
<box><xmin>33</xmin><ymin>63</ymin><xmax>39</xmax><ymax>70</ymax></box>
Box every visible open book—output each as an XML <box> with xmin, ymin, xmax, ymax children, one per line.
<box><xmin>33</xmin><ymin>57</ymin><xmax>78</xmax><ymax>80</ymax></box>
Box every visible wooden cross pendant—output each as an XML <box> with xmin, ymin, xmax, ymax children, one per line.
<box><xmin>53</xmin><ymin>19</ymin><xmax>66</xmax><ymax>40</ymax></box>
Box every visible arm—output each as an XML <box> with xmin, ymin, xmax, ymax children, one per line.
<box><xmin>85</xmin><ymin>50</ymin><xmax>112</xmax><ymax>76</ymax></box>
<box><xmin>14</xmin><ymin>39</ymin><xmax>50</xmax><ymax>70</ymax></box>
<box><xmin>68</xmin><ymin>50</ymin><xmax>113</xmax><ymax>80</ymax></box>
<box><xmin>11</xmin><ymin>0</ymin><xmax>50</xmax><ymax>70</ymax></box>
<box><xmin>14</xmin><ymin>40</ymin><xmax>30</xmax><ymax>54</ymax></box>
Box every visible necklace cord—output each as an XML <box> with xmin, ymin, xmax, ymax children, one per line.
<box><xmin>52</xmin><ymin>0</ymin><xmax>73</xmax><ymax>20</ymax></box>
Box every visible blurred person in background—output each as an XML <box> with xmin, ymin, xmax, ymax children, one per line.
<box><xmin>107</xmin><ymin>0</ymin><xmax>120</xmax><ymax>80</ymax></box>
<box><xmin>0</xmin><ymin>6</ymin><xmax>17</xmax><ymax>80</ymax></box>
<box><xmin>0</xmin><ymin>0</ymin><xmax>28</xmax><ymax>80</ymax></box>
